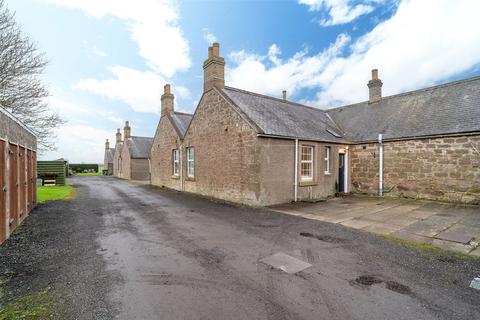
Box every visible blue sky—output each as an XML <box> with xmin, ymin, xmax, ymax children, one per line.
<box><xmin>6</xmin><ymin>0</ymin><xmax>480</xmax><ymax>163</ymax></box>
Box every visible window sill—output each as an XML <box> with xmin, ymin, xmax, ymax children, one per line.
<box><xmin>324</xmin><ymin>172</ymin><xmax>331</xmax><ymax>175</ymax></box>
<box><xmin>299</xmin><ymin>181</ymin><xmax>317</xmax><ymax>187</ymax></box>
<box><xmin>171</xmin><ymin>175</ymin><xmax>180</xmax><ymax>180</ymax></box>
<box><xmin>186</xmin><ymin>176</ymin><xmax>195</xmax><ymax>182</ymax></box>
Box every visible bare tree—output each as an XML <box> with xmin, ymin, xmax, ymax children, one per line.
<box><xmin>0</xmin><ymin>0</ymin><xmax>63</xmax><ymax>152</ymax></box>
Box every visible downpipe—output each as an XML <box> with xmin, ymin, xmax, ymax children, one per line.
<box><xmin>294</xmin><ymin>139</ymin><xmax>298</xmax><ymax>202</ymax></box>
<box><xmin>378</xmin><ymin>133</ymin><xmax>383</xmax><ymax>196</ymax></box>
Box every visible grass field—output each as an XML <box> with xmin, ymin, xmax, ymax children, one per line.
<box><xmin>37</xmin><ymin>184</ymin><xmax>76</xmax><ymax>203</ymax></box>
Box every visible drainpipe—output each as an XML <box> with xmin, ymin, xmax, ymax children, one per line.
<box><xmin>378</xmin><ymin>133</ymin><xmax>383</xmax><ymax>196</ymax></box>
<box><xmin>180</xmin><ymin>143</ymin><xmax>184</xmax><ymax>191</ymax></box>
<box><xmin>294</xmin><ymin>139</ymin><xmax>298</xmax><ymax>202</ymax></box>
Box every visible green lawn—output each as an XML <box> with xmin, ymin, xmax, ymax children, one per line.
<box><xmin>37</xmin><ymin>184</ymin><xmax>75</xmax><ymax>203</ymax></box>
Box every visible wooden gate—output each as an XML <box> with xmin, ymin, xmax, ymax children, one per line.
<box><xmin>19</xmin><ymin>146</ymin><xmax>26</xmax><ymax>220</ymax></box>
<box><xmin>8</xmin><ymin>143</ymin><xmax>18</xmax><ymax>230</ymax></box>
<box><xmin>0</xmin><ymin>140</ymin><xmax>5</xmax><ymax>243</ymax></box>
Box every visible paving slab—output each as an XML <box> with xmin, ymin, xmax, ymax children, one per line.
<box><xmin>260</xmin><ymin>252</ymin><xmax>312</xmax><ymax>274</ymax></box>
<box><xmin>431</xmin><ymin>239</ymin><xmax>473</xmax><ymax>254</ymax></box>
<box><xmin>435</xmin><ymin>225</ymin><xmax>475</xmax><ymax>244</ymax></box>
<box><xmin>390</xmin><ymin>230</ymin><xmax>433</xmax><ymax>245</ymax></box>
<box><xmin>404</xmin><ymin>210</ymin><xmax>439</xmax><ymax>220</ymax></box>
<box><xmin>340</xmin><ymin>218</ymin><xmax>374</xmax><ymax>229</ymax></box>
<box><xmin>469</xmin><ymin>247</ymin><xmax>480</xmax><ymax>257</ymax></box>
<box><xmin>401</xmin><ymin>215</ymin><xmax>461</xmax><ymax>237</ymax></box>
<box><xmin>362</xmin><ymin>222</ymin><xmax>403</xmax><ymax>235</ymax></box>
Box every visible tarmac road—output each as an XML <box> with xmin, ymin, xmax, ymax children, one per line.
<box><xmin>1</xmin><ymin>176</ymin><xmax>479</xmax><ymax>319</ymax></box>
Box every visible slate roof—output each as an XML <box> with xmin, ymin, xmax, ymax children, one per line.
<box><xmin>125</xmin><ymin>136</ymin><xmax>153</xmax><ymax>159</ymax></box>
<box><xmin>106</xmin><ymin>148</ymin><xmax>114</xmax><ymax>163</ymax></box>
<box><xmin>327</xmin><ymin>76</ymin><xmax>480</xmax><ymax>142</ymax></box>
<box><xmin>169</xmin><ymin>112</ymin><xmax>193</xmax><ymax>138</ymax></box>
<box><xmin>221</xmin><ymin>87</ymin><xmax>346</xmax><ymax>143</ymax></box>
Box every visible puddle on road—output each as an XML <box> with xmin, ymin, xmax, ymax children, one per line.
<box><xmin>351</xmin><ymin>275</ymin><xmax>412</xmax><ymax>295</ymax></box>
<box><xmin>299</xmin><ymin>232</ymin><xmax>348</xmax><ymax>243</ymax></box>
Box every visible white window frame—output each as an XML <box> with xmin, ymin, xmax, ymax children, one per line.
<box><xmin>324</xmin><ymin>146</ymin><xmax>331</xmax><ymax>175</ymax></box>
<box><xmin>173</xmin><ymin>149</ymin><xmax>180</xmax><ymax>176</ymax></box>
<box><xmin>186</xmin><ymin>147</ymin><xmax>195</xmax><ymax>178</ymax></box>
<box><xmin>300</xmin><ymin>145</ymin><xmax>314</xmax><ymax>181</ymax></box>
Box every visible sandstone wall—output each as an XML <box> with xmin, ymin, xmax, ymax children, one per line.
<box><xmin>350</xmin><ymin>135</ymin><xmax>480</xmax><ymax>204</ymax></box>
<box><xmin>182</xmin><ymin>89</ymin><xmax>262</xmax><ymax>205</ymax></box>
<box><xmin>150</xmin><ymin>116</ymin><xmax>183</xmax><ymax>190</ymax></box>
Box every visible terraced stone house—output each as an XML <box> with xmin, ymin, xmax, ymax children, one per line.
<box><xmin>149</xmin><ymin>43</ymin><xmax>480</xmax><ymax>206</ymax></box>
<box><xmin>113</xmin><ymin>121</ymin><xmax>153</xmax><ymax>181</ymax></box>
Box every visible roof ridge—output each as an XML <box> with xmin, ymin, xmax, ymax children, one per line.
<box><xmin>130</xmin><ymin>135</ymin><xmax>153</xmax><ymax>139</ymax></box>
<box><xmin>329</xmin><ymin>74</ymin><xmax>480</xmax><ymax>112</ymax></box>
<box><xmin>223</xmin><ymin>86</ymin><xmax>327</xmax><ymax>113</ymax></box>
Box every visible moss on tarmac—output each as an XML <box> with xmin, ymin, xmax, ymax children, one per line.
<box><xmin>0</xmin><ymin>288</ymin><xmax>57</xmax><ymax>320</ymax></box>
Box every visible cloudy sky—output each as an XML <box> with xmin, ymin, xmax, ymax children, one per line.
<box><xmin>7</xmin><ymin>0</ymin><xmax>480</xmax><ymax>163</ymax></box>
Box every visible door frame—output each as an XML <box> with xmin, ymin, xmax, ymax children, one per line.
<box><xmin>338</xmin><ymin>150</ymin><xmax>348</xmax><ymax>193</ymax></box>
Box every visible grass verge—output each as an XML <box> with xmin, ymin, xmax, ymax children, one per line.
<box><xmin>37</xmin><ymin>184</ymin><xmax>75</xmax><ymax>203</ymax></box>
<box><xmin>0</xmin><ymin>288</ymin><xmax>57</xmax><ymax>320</ymax></box>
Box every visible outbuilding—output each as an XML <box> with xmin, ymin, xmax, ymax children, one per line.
<box><xmin>0</xmin><ymin>106</ymin><xmax>37</xmax><ymax>244</ymax></box>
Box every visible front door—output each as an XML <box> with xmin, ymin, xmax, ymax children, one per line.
<box><xmin>338</xmin><ymin>153</ymin><xmax>345</xmax><ymax>193</ymax></box>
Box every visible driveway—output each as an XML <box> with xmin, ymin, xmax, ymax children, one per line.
<box><xmin>0</xmin><ymin>176</ymin><xmax>479</xmax><ymax>320</ymax></box>
<box><xmin>271</xmin><ymin>196</ymin><xmax>480</xmax><ymax>255</ymax></box>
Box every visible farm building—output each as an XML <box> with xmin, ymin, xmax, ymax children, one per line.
<box><xmin>113</xmin><ymin>121</ymin><xmax>153</xmax><ymax>181</ymax></box>
<box><xmin>150</xmin><ymin>43</ymin><xmax>480</xmax><ymax>206</ymax></box>
<box><xmin>37</xmin><ymin>160</ymin><xmax>67</xmax><ymax>186</ymax></box>
<box><xmin>0</xmin><ymin>106</ymin><xmax>37</xmax><ymax>244</ymax></box>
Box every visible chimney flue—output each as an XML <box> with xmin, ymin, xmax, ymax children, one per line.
<box><xmin>368</xmin><ymin>68</ymin><xmax>382</xmax><ymax>103</ymax></box>
<box><xmin>161</xmin><ymin>83</ymin><xmax>174</xmax><ymax>116</ymax></box>
<box><xmin>203</xmin><ymin>43</ymin><xmax>225</xmax><ymax>92</ymax></box>
<box><xmin>124</xmin><ymin>121</ymin><xmax>131</xmax><ymax>139</ymax></box>
<box><xmin>282</xmin><ymin>90</ymin><xmax>287</xmax><ymax>101</ymax></box>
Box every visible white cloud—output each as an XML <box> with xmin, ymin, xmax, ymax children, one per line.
<box><xmin>227</xmin><ymin>0</ymin><xmax>480</xmax><ymax>107</ymax></box>
<box><xmin>299</xmin><ymin>0</ymin><xmax>376</xmax><ymax>25</ymax></box>
<box><xmin>41</xmin><ymin>124</ymin><xmax>114</xmax><ymax>163</ymax></box>
<box><xmin>92</xmin><ymin>46</ymin><xmax>107</xmax><ymax>57</ymax></box>
<box><xmin>75</xmin><ymin>66</ymin><xmax>190</xmax><ymax>114</ymax></box>
<box><xmin>202</xmin><ymin>28</ymin><xmax>217</xmax><ymax>45</ymax></box>
<box><xmin>75</xmin><ymin>66</ymin><xmax>164</xmax><ymax>114</ymax></box>
<box><xmin>45</xmin><ymin>0</ymin><xmax>190</xmax><ymax>77</ymax></box>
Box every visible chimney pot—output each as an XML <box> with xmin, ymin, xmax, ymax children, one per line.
<box><xmin>212</xmin><ymin>43</ymin><xmax>220</xmax><ymax>57</ymax></box>
<box><xmin>282</xmin><ymin>90</ymin><xmax>287</xmax><ymax>101</ymax></box>
<box><xmin>164</xmin><ymin>84</ymin><xmax>171</xmax><ymax>94</ymax></box>
<box><xmin>105</xmin><ymin>139</ymin><xmax>110</xmax><ymax>150</ymax></box>
<box><xmin>208</xmin><ymin>46</ymin><xmax>213</xmax><ymax>59</ymax></box>
<box><xmin>368</xmin><ymin>68</ymin><xmax>382</xmax><ymax>104</ymax></box>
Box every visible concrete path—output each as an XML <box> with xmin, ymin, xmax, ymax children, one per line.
<box><xmin>271</xmin><ymin>196</ymin><xmax>480</xmax><ymax>255</ymax></box>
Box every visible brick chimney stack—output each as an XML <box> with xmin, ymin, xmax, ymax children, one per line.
<box><xmin>203</xmin><ymin>42</ymin><xmax>225</xmax><ymax>92</ymax></box>
<box><xmin>161</xmin><ymin>84</ymin><xmax>174</xmax><ymax>116</ymax></box>
<box><xmin>124</xmin><ymin>121</ymin><xmax>131</xmax><ymax>139</ymax></box>
<box><xmin>105</xmin><ymin>139</ymin><xmax>110</xmax><ymax>150</ymax></box>
<box><xmin>368</xmin><ymin>69</ymin><xmax>383</xmax><ymax>103</ymax></box>
<box><xmin>116</xmin><ymin>128</ymin><xmax>122</xmax><ymax>144</ymax></box>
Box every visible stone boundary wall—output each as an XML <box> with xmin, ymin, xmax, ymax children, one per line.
<box><xmin>350</xmin><ymin>134</ymin><xmax>480</xmax><ymax>204</ymax></box>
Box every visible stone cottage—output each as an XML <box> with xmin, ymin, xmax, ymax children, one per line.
<box><xmin>103</xmin><ymin>139</ymin><xmax>114</xmax><ymax>175</ymax></box>
<box><xmin>150</xmin><ymin>84</ymin><xmax>193</xmax><ymax>190</ymax></box>
<box><xmin>0</xmin><ymin>106</ymin><xmax>37</xmax><ymax>244</ymax></box>
<box><xmin>113</xmin><ymin>121</ymin><xmax>153</xmax><ymax>181</ymax></box>
<box><xmin>150</xmin><ymin>43</ymin><xmax>480</xmax><ymax>206</ymax></box>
